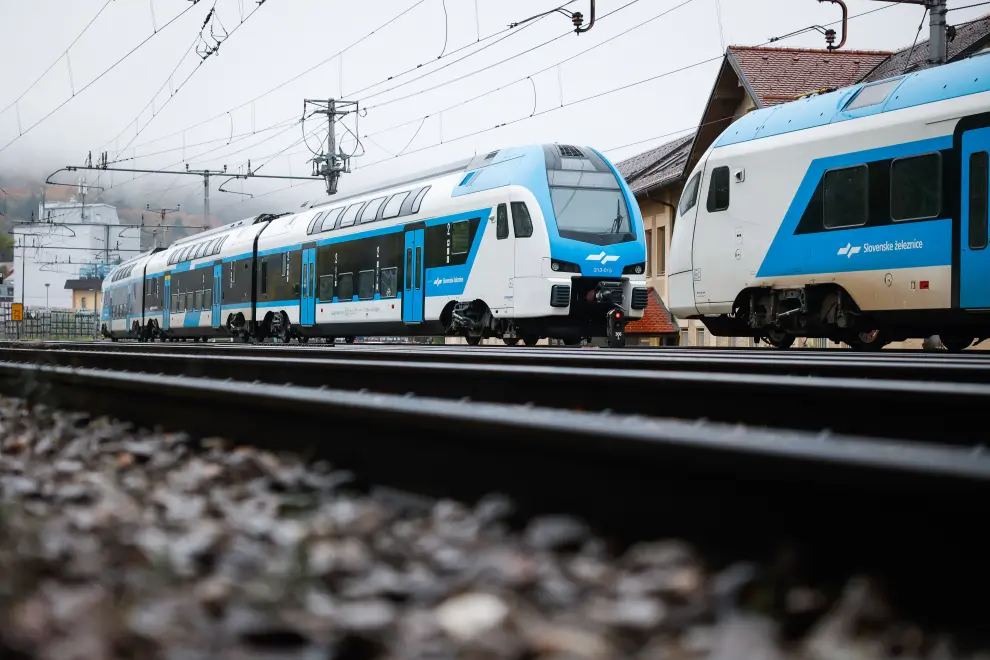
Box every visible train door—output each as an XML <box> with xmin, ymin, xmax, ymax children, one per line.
<box><xmin>164</xmin><ymin>275</ymin><xmax>171</xmax><ymax>330</ymax></box>
<box><xmin>960</xmin><ymin>126</ymin><xmax>990</xmax><ymax>309</ymax></box>
<box><xmin>300</xmin><ymin>247</ymin><xmax>317</xmax><ymax>324</ymax></box>
<box><xmin>403</xmin><ymin>228</ymin><xmax>425</xmax><ymax>323</ymax></box>
<box><xmin>212</xmin><ymin>264</ymin><xmax>222</xmax><ymax>328</ymax></box>
<box><xmin>491</xmin><ymin>203</ymin><xmax>515</xmax><ymax>309</ymax></box>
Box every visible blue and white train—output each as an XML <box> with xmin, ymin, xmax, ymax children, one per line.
<box><xmin>667</xmin><ymin>51</ymin><xmax>990</xmax><ymax>351</ymax></box>
<box><xmin>101</xmin><ymin>144</ymin><xmax>648</xmax><ymax>346</ymax></box>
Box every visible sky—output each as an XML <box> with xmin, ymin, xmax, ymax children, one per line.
<box><xmin>0</xmin><ymin>0</ymin><xmax>988</xmax><ymax>228</ymax></box>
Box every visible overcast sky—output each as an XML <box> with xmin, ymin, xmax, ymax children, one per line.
<box><xmin>1</xmin><ymin>0</ymin><xmax>987</xmax><ymax>223</ymax></box>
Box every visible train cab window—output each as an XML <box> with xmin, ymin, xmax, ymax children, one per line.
<box><xmin>496</xmin><ymin>204</ymin><xmax>509</xmax><ymax>239</ymax></box>
<box><xmin>451</xmin><ymin>221</ymin><xmax>470</xmax><ymax>254</ymax></box>
<box><xmin>382</xmin><ymin>192</ymin><xmax>408</xmax><ymax>219</ymax></box>
<box><xmin>969</xmin><ymin>151</ymin><xmax>989</xmax><ymax>250</ymax></box>
<box><xmin>307</xmin><ymin>212</ymin><xmax>326</xmax><ymax>235</ymax></box>
<box><xmin>204</xmin><ymin>288</ymin><xmax>212</xmax><ymax>309</ymax></box>
<box><xmin>510</xmin><ymin>202</ymin><xmax>534</xmax><ymax>238</ymax></box>
<box><xmin>320</xmin><ymin>208</ymin><xmax>343</xmax><ymax>232</ymax></box>
<box><xmin>706</xmin><ymin>166</ymin><xmax>730</xmax><ymax>213</ymax></box>
<box><xmin>337</xmin><ymin>273</ymin><xmax>354</xmax><ymax>301</ymax></box>
<box><xmin>357</xmin><ymin>270</ymin><xmax>376</xmax><ymax>299</ymax></box>
<box><xmin>318</xmin><ymin>275</ymin><xmax>334</xmax><ymax>301</ymax></box>
<box><xmin>260</xmin><ymin>261</ymin><xmax>269</xmax><ymax>295</ymax></box>
<box><xmin>339</xmin><ymin>203</ymin><xmax>364</xmax><ymax>228</ymax></box>
<box><xmin>678</xmin><ymin>173</ymin><xmax>700</xmax><ymax>216</ymax></box>
<box><xmin>891</xmin><ymin>153</ymin><xmax>942</xmax><ymax>221</ymax></box>
<box><xmin>823</xmin><ymin>165</ymin><xmax>869</xmax><ymax>229</ymax></box>
<box><xmin>380</xmin><ymin>267</ymin><xmax>398</xmax><ymax>298</ymax></box>
<box><xmin>360</xmin><ymin>197</ymin><xmax>386</xmax><ymax>224</ymax></box>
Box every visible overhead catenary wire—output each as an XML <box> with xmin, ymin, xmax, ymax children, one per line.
<box><xmin>0</xmin><ymin>1</ymin><xmax>203</xmax><ymax>158</ymax></box>
<box><xmin>0</xmin><ymin>0</ymin><xmax>115</xmax><ymax>119</ymax></box>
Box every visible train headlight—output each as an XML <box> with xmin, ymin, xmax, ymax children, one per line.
<box><xmin>551</xmin><ymin>261</ymin><xmax>560</xmax><ymax>271</ymax></box>
<box><xmin>622</xmin><ymin>262</ymin><xmax>646</xmax><ymax>275</ymax></box>
<box><xmin>634</xmin><ymin>264</ymin><xmax>643</xmax><ymax>274</ymax></box>
<box><xmin>550</xmin><ymin>260</ymin><xmax>580</xmax><ymax>273</ymax></box>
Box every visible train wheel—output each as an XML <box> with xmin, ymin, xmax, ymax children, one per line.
<box><xmin>764</xmin><ymin>330</ymin><xmax>794</xmax><ymax>349</ymax></box>
<box><xmin>941</xmin><ymin>336</ymin><xmax>974</xmax><ymax>353</ymax></box>
<box><xmin>299</xmin><ymin>336</ymin><xmax>309</xmax><ymax>344</ymax></box>
<box><xmin>465</xmin><ymin>335</ymin><xmax>482</xmax><ymax>346</ymax></box>
<box><xmin>503</xmin><ymin>337</ymin><xmax>519</xmax><ymax>346</ymax></box>
<box><xmin>345</xmin><ymin>337</ymin><xmax>355</xmax><ymax>344</ymax></box>
<box><xmin>522</xmin><ymin>336</ymin><xmax>539</xmax><ymax>347</ymax></box>
<box><xmin>846</xmin><ymin>329</ymin><xmax>888</xmax><ymax>352</ymax></box>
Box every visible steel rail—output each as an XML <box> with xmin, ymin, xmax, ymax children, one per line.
<box><xmin>5</xmin><ymin>340</ymin><xmax>990</xmax><ymax>382</ymax></box>
<box><xmin>0</xmin><ymin>360</ymin><xmax>988</xmax><ymax>632</ymax></box>
<box><xmin>3</xmin><ymin>347</ymin><xmax>986</xmax><ymax>445</ymax></box>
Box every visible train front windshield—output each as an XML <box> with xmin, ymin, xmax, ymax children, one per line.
<box><xmin>548</xmin><ymin>169</ymin><xmax>633</xmax><ymax>245</ymax></box>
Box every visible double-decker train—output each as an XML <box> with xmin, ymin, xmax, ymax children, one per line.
<box><xmin>101</xmin><ymin>143</ymin><xmax>648</xmax><ymax>346</ymax></box>
<box><xmin>667</xmin><ymin>51</ymin><xmax>990</xmax><ymax>351</ymax></box>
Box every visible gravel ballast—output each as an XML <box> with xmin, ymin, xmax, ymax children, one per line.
<box><xmin>0</xmin><ymin>394</ymin><xmax>984</xmax><ymax>659</ymax></box>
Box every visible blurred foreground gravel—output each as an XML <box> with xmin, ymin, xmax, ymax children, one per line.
<box><xmin>0</xmin><ymin>394</ymin><xmax>984</xmax><ymax>659</ymax></box>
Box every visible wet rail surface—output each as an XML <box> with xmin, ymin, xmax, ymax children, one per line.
<box><xmin>5</xmin><ymin>339</ymin><xmax>990</xmax><ymax>382</ymax></box>
<box><xmin>0</xmin><ymin>346</ymin><xmax>985</xmax><ymax>446</ymax></box>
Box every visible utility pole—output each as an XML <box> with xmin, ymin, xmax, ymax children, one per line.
<box><xmin>146</xmin><ymin>204</ymin><xmax>180</xmax><ymax>248</ymax></box>
<box><xmin>301</xmin><ymin>99</ymin><xmax>361</xmax><ymax>195</ymax></box>
<box><xmin>871</xmin><ymin>0</ymin><xmax>948</xmax><ymax>64</ymax></box>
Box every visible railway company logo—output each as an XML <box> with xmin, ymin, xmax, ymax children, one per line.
<box><xmin>586</xmin><ymin>251</ymin><xmax>620</xmax><ymax>264</ymax></box>
<box><xmin>836</xmin><ymin>243</ymin><xmax>861</xmax><ymax>258</ymax></box>
<box><xmin>433</xmin><ymin>276</ymin><xmax>465</xmax><ymax>287</ymax></box>
<box><xmin>837</xmin><ymin>240</ymin><xmax>923</xmax><ymax>258</ymax></box>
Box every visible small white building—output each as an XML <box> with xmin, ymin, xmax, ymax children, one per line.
<box><xmin>12</xmin><ymin>199</ymin><xmax>140</xmax><ymax>308</ymax></box>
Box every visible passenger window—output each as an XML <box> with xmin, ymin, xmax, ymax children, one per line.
<box><xmin>318</xmin><ymin>275</ymin><xmax>334</xmax><ymax>300</ymax></box>
<box><xmin>405</xmin><ymin>249</ymin><xmax>412</xmax><ymax>289</ymax></box>
<box><xmin>186</xmin><ymin>291</ymin><xmax>194</xmax><ymax>310</ymax></box>
<box><xmin>411</xmin><ymin>186</ymin><xmax>431</xmax><ymax>214</ymax></box>
<box><xmin>451</xmin><ymin>221</ymin><xmax>470</xmax><ymax>254</ymax></box>
<box><xmin>415</xmin><ymin>247</ymin><xmax>422</xmax><ymax>289</ymax></box>
<box><xmin>339</xmin><ymin>203</ymin><xmax>364</xmax><ymax>228</ymax></box>
<box><xmin>678</xmin><ymin>173</ymin><xmax>700</xmax><ymax>216</ymax></box>
<box><xmin>891</xmin><ymin>153</ymin><xmax>941</xmax><ymax>221</ymax></box>
<box><xmin>357</xmin><ymin>270</ymin><xmax>376</xmax><ymax>299</ymax></box>
<box><xmin>706</xmin><ymin>166</ymin><xmax>730</xmax><ymax>213</ymax></box>
<box><xmin>307</xmin><ymin>212</ymin><xmax>325</xmax><ymax>235</ymax></box>
<box><xmin>496</xmin><ymin>204</ymin><xmax>509</xmax><ymax>240</ymax></box>
<box><xmin>380</xmin><ymin>267</ymin><xmax>398</xmax><ymax>298</ymax></box>
<box><xmin>320</xmin><ymin>208</ymin><xmax>343</xmax><ymax>232</ymax></box>
<box><xmin>260</xmin><ymin>261</ymin><xmax>268</xmax><ymax>295</ymax></box>
<box><xmin>194</xmin><ymin>290</ymin><xmax>203</xmax><ymax>310</ymax></box>
<box><xmin>969</xmin><ymin>151</ymin><xmax>989</xmax><ymax>250</ymax></box>
<box><xmin>337</xmin><ymin>273</ymin><xmax>354</xmax><ymax>300</ymax></box>
<box><xmin>203</xmin><ymin>288</ymin><xmax>212</xmax><ymax>309</ymax></box>
<box><xmin>382</xmin><ymin>193</ymin><xmax>408</xmax><ymax>219</ymax></box>
<box><xmin>510</xmin><ymin>202</ymin><xmax>534</xmax><ymax>238</ymax></box>
<box><xmin>823</xmin><ymin>165</ymin><xmax>869</xmax><ymax>229</ymax></box>
<box><xmin>360</xmin><ymin>197</ymin><xmax>386</xmax><ymax>223</ymax></box>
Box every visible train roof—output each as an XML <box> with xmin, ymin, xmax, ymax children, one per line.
<box><xmin>714</xmin><ymin>50</ymin><xmax>990</xmax><ymax>149</ymax></box>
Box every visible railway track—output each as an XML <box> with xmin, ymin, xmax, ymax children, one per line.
<box><xmin>0</xmin><ymin>345</ymin><xmax>984</xmax><ymax>444</ymax></box>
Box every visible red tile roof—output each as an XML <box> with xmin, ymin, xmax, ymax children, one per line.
<box><xmin>625</xmin><ymin>288</ymin><xmax>677</xmax><ymax>335</ymax></box>
<box><xmin>727</xmin><ymin>46</ymin><xmax>893</xmax><ymax>107</ymax></box>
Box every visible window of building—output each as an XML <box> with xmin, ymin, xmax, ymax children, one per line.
<box><xmin>510</xmin><ymin>201</ymin><xmax>534</xmax><ymax>238</ymax></box>
<box><xmin>707</xmin><ymin>166</ymin><xmax>730</xmax><ymax>212</ymax></box>
<box><xmin>823</xmin><ymin>165</ymin><xmax>869</xmax><ymax>229</ymax></box>
<box><xmin>695</xmin><ymin>326</ymin><xmax>706</xmax><ymax>346</ymax></box>
<box><xmin>969</xmin><ymin>151</ymin><xmax>989</xmax><ymax>250</ymax></box>
<box><xmin>645</xmin><ymin>228</ymin><xmax>652</xmax><ymax>277</ymax></box>
<box><xmin>451</xmin><ymin>221</ymin><xmax>470</xmax><ymax>254</ymax></box>
<box><xmin>657</xmin><ymin>226</ymin><xmax>666</xmax><ymax>275</ymax></box>
<box><xmin>81</xmin><ymin>297</ymin><xmax>87</xmax><ymax>310</ymax></box>
<box><xmin>680</xmin><ymin>329</ymin><xmax>689</xmax><ymax>345</ymax></box>
<box><xmin>891</xmin><ymin>153</ymin><xmax>942</xmax><ymax>221</ymax></box>
<box><xmin>679</xmin><ymin>173</ymin><xmax>700</xmax><ymax>216</ymax></box>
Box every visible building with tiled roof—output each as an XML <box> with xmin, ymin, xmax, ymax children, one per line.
<box><xmin>617</xmin><ymin>12</ymin><xmax>990</xmax><ymax>348</ymax></box>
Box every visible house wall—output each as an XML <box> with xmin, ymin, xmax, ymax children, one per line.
<box><xmin>71</xmin><ymin>289</ymin><xmax>101</xmax><ymax>311</ymax></box>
